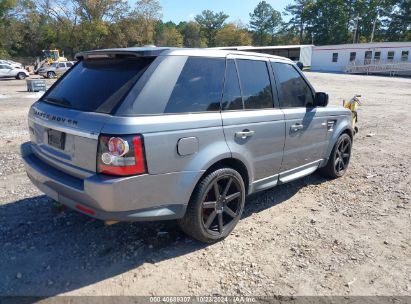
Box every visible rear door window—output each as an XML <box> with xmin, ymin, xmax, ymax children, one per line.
<box><xmin>42</xmin><ymin>57</ymin><xmax>154</xmax><ymax>113</ymax></box>
<box><xmin>272</xmin><ymin>62</ymin><xmax>314</xmax><ymax>108</ymax></box>
<box><xmin>236</xmin><ymin>59</ymin><xmax>273</xmax><ymax>109</ymax></box>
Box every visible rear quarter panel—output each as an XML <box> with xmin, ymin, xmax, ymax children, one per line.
<box><xmin>101</xmin><ymin>113</ymin><xmax>231</xmax><ymax>175</ymax></box>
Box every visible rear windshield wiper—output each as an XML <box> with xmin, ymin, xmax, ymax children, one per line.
<box><xmin>42</xmin><ymin>96</ymin><xmax>71</xmax><ymax>107</ymax></box>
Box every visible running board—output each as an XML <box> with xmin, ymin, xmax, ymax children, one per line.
<box><xmin>278</xmin><ymin>160</ymin><xmax>322</xmax><ymax>184</ymax></box>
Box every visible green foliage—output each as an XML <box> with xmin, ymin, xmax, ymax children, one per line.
<box><xmin>194</xmin><ymin>9</ymin><xmax>228</xmax><ymax>47</ymax></box>
<box><xmin>282</xmin><ymin>0</ymin><xmax>408</xmax><ymax>45</ymax></box>
<box><xmin>303</xmin><ymin>0</ymin><xmax>351</xmax><ymax>45</ymax></box>
<box><xmin>215</xmin><ymin>23</ymin><xmax>252</xmax><ymax>46</ymax></box>
<box><xmin>386</xmin><ymin>0</ymin><xmax>411</xmax><ymax>41</ymax></box>
<box><xmin>155</xmin><ymin>21</ymin><xmax>183</xmax><ymax>47</ymax></box>
<box><xmin>249</xmin><ymin>1</ymin><xmax>282</xmax><ymax>45</ymax></box>
<box><xmin>0</xmin><ymin>0</ymin><xmax>409</xmax><ymax>61</ymax></box>
<box><xmin>283</xmin><ymin>0</ymin><xmax>313</xmax><ymax>43</ymax></box>
<box><xmin>0</xmin><ymin>0</ymin><xmax>17</xmax><ymax>22</ymax></box>
<box><xmin>178</xmin><ymin>21</ymin><xmax>207</xmax><ymax>47</ymax></box>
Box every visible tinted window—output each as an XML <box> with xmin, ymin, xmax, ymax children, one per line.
<box><xmin>42</xmin><ymin>57</ymin><xmax>154</xmax><ymax>113</ymax></box>
<box><xmin>374</xmin><ymin>51</ymin><xmax>381</xmax><ymax>60</ymax></box>
<box><xmin>273</xmin><ymin>62</ymin><xmax>313</xmax><ymax>108</ymax></box>
<box><xmin>58</xmin><ymin>63</ymin><xmax>65</xmax><ymax>68</ymax></box>
<box><xmin>401</xmin><ymin>51</ymin><xmax>409</xmax><ymax>61</ymax></box>
<box><xmin>350</xmin><ymin>52</ymin><xmax>356</xmax><ymax>62</ymax></box>
<box><xmin>332</xmin><ymin>53</ymin><xmax>338</xmax><ymax>62</ymax></box>
<box><xmin>388</xmin><ymin>51</ymin><xmax>395</xmax><ymax>61</ymax></box>
<box><xmin>164</xmin><ymin>57</ymin><xmax>224</xmax><ymax>113</ymax></box>
<box><xmin>66</xmin><ymin>62</ymin><xmax>73</xmax><ymax>67</ymax></box>
<box><xmin>237</xmin><ymin>59</ymin><xmax>273</xmax><ymax>109</ymax></box>
<box><xmin>222</xmin><ymin>60</ymin><xmax>243</xmax><ymax>110</ymax></box>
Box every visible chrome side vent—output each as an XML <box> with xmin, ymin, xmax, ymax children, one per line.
<box><xmin>327</xmin><ymin>120</ymin><xmax>336</xmax><ymax>131</ymax></box>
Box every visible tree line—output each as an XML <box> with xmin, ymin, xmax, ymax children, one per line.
<box><xmin>0</xmin><ymin>0</ymin><xmax>409</xmax><ymax>60</ymax></box>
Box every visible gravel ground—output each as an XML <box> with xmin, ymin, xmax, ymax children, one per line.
<box><xmin>0</xmin><ymin>73</ymin><xmax>410</xmax><ymax>297</ymax></box>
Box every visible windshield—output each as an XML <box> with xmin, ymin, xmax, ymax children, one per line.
<box><xmin>41</xmin><ymin>57</ymin><xmax>154</xmax><ymax>113</ymax></box>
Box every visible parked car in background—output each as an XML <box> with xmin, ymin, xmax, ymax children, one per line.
<box><xmin>21</xmin><ymin>47</ymin><xmax>353</xmax><ymax>243</ymax></box>
<box><xmin>0</xmin><ymin>64</ymin><xmax>29</xmax><ymax>79</ymax></box>
<box><xmin>0</xmin><ymin>59</ymin><xmax>23</xmax><ymax>69</ymax></box>
<box><xmin>38</xmin><ymin>61</ymin><xmax>75</xmax><ymax>79</ymax></box>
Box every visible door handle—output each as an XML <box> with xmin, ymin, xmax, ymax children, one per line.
<box><xmin>291</xmin><ymin>123</ymin><xmax>304</xmax><ymax>131</ymax></box>
<box><xmin>235</xmin><ymin>130</ymin><xmax>255</xmax><ymax>139</ymax></box>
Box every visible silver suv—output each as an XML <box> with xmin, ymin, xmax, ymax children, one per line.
<box><xmin>21</xmin><ymin>47</ymin><xmax>353</xmax><ymax>243</ymax></box>
<box><xmin>38</xmin><ymin>61</ymin><xmax>75</xmax><ymax>79</ymax></box>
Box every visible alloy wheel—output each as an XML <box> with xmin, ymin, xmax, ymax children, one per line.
<box><xmin>334</xmin><ymin>137</ymin><xmax>351</xmax><ymax>174</ymax></box>
<box><xmin>201</xmin><ymin>175</ymin><xmax>243</xmax><ymax>236</ymax></box>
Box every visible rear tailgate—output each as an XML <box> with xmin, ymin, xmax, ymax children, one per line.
<box><xmin>28</xmin><ymin>102</ymin><xmax>108</xmax><ymax>179</ymax></box>
<box><xmin>27</xmin><ymin>54</ymin><xmax>158</xmax><ymax>179</ymax></box>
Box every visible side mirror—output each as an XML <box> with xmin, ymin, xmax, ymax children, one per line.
<box><xmin>314</xmin><ymin>92</ymin><xmax>329</xmax><ymax>107</ymax></box>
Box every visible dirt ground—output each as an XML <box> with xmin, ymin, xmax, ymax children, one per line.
<box><xmin>0</xmin><ymin>73</ymin><xmax>410</xmax><ymax>297</ymax></box>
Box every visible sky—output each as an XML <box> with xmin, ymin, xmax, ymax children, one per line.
<box><xmin>159</xmin><ymin>0</ymin><xmax>292</xmax><ymax>25</ymax></box>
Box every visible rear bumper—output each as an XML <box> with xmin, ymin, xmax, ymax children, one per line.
<box><xmin>21</xmin><ymin>142</ymin><xmax>202</xmax><ymax>221</ymax></box>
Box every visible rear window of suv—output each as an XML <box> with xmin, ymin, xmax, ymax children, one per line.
<box><xmin>41</xmin><ymin>57</ymin><xmax>154</xmax><ymax>113</ymax></box>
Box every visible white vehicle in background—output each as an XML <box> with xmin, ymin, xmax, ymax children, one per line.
<box><xmin>0</xmin><ymin>63</ymin><xmax>30</xmax><ymax>79</ymax></box>
<box><xmin>0</xmin><ymin>59</ymin><xmax>23</xmax><ymax>69</ymax></box>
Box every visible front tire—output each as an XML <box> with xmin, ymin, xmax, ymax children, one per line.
<box><xmin>16</xmin><ymin>72</ymin><xmax>26</xmax><ymax>80</ymax></box>
<box><xmin>319</xmin><ymin>133</ymin><xmax>352</xmax><ymax>178</ymax></box>
<box><xmin>178</xmin><ymin>167</ymin><xmax>245</xmax><ymax>243</ymax></box>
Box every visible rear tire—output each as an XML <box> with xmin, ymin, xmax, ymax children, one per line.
<box><xmin>16</xmin><ymin>72</ymin><xmax>26</xmax><ymax>80</ymax></box>
<box><xmin>47</xmin><ymin>71</ymin><xmax>55</xmax><ymax>79</ymax></box>
<box><xmin>178</xmin><ymin>167</ymin><xmax>245</xmax><ymax>243</ymax></box>
<box><xmin>319</xmin><ymin>133</ymin><xmax>352</xmax><ymax>178</ymax></box>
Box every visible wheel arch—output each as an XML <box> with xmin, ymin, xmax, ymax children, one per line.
<box><xmin>198</xmin><ymin>157</ymin><xmax>250</xmax><ymax>195</ymax></box>
<box><xmin>341</xmin><ymin>127</ymin><xmax>353</xmax><ymax>141</ymax></box>
<box><xmin>320</xmin><ymin>124</ymin><xmax>354</xmax><ymax>168</ymax></box>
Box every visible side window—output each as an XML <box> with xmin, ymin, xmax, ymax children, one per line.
<box><xmin>332</xmin><ymin>53</ymin><xmax>338</xmax><ymax>62</ymax></box>
<box><xmin>164</xmin><ymin>57</ymin><xmax>225</xmax><ymax>113</ymax></box>
<box><xmin>374</xmin><ymin>51</ymin><xmax>381</xmax><ymax>61</ymax></box>
<box><xmin>236</xmin><ymin>59</ymin><xmax>273</xmax><ymax>109</ymax></box>
<box><xmin>272</xmin><ymin>62</ymin><xmax>314</xmax><ymax>108</ymax></box>
<box><xmin>66</xmin><ymin>62</ymin><xmax>73</xmax><ymax>67</ymax></box>
<box><xmin>222</xmin><ymin>60</ymin><xmax>243</xmax><ymax>110</ymax></box>
<box><xmin>59</xmin><ymin>63</ymin><xmax>65</xmax><ymax>68</ymax></box>
<box><xmin>387</xmin><ymin>51</ymin><xmax>395</xmax><ymax>61</ymax></box>
<box><xmin>350</xmin><ymin>52</ymin><xmax>356</xmax><ymax>62</ymax></box>
<box><xmin>401</xmin><ymin>51</ymin><xmax>409</xmax><ymax>61</ymax></box>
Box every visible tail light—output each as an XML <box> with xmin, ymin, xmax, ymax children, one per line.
<box><xmin>97</xmin><ymin>134</ymin><xmax>146</xmax><ymax>176</ymax></box>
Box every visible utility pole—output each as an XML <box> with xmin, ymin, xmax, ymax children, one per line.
<box><xmin>353</xmin><ymin>16</ymin><xmax>361</xmax><ymax>44</ymax></box>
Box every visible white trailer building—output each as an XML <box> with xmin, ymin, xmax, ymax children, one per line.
<box><xmin>311</xmin><ymin>42</ymin><xmax>411</xmax><ymax>74</ymax></box>
<box><xmin>216</xmin><ymin>45</ymin><xmax>314</xmax><ymax>68</ymax></box>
